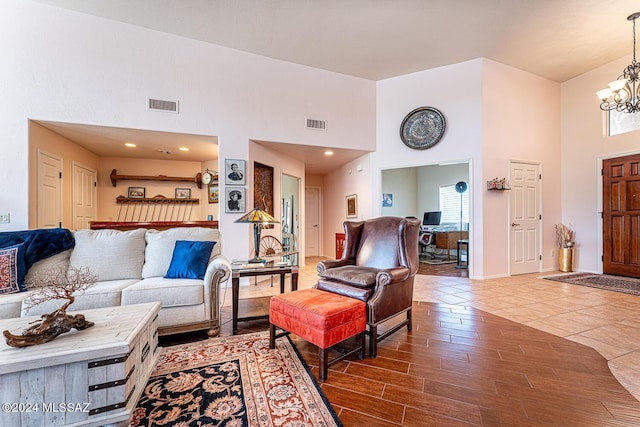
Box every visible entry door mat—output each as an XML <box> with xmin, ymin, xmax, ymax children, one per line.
<box><xmin>543</xmin><ymin>272</ymin><xmax>640</xmax><ymax>296</ymax></box>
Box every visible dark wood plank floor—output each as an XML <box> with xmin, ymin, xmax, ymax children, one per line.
<box><xmin>209</xmin><ymin>300</ymin><xmax>640</xmax><ymax>426</ymax></box>
<box><xmin>417</xmin><ymin>259</ymin><xmax>468</xmax><ymax>277</ymax></box>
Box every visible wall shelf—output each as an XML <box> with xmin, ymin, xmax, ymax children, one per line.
<box><xmin>486</xmin><ymin>179</ymin><xmax>510</xmax><ymax>190</ymax></box>
<box><xmin>116</xmin><ymin>196</ymin><xmax>199</xmax><ymax>204</ymax></box>
<box><xmin>90</xmin><ymin>221</ymin><xmax>217</xmax><ymax>230</ymax></box>
<box><xmin>110</xmin><ymin>169</ymin><xmax>203</xmax><ymax>188</ymax></box>
<box><xmin>114</xmin><ymin>196</ymin><xmax>199</xmax><ymax>222</ymax></box>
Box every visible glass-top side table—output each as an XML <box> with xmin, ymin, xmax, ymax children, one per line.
<box><xmin>230</xmin><ymin>260</ymin><xmax>299</xmax><ymax>334</ymax></box>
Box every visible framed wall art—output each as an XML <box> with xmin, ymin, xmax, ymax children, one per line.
<box><xmin>346</xmin><ymin>194</ymin><xmax>358</xmax><ymax>218</ymax></box>
<box><xmin>225</xmin><ymin>159</ymin><xmax>246</xmax><ymax>186</ymax></box>
<box><xmin>128</xmin><ymin>187</ymin><xmax>145</xmax><ymax>199</ymax></box>
<box><xmin>175</xmin><ymin>188</ymin><xmax>191</xmax><ymax>199</ymax></box>
<box><xmin>225</xmin><ymin>187</ymin><xmax>246</xmax><ymax>213</ymax></box>
<box><xmin>254</xmin><ymin>162</ymin><xmax>274</xmax><ymax>214</ymax></box>
<box><xmin>208</xmin><ymin>185</ymin><xmax>219</xmax><ymax>204</ymax></box>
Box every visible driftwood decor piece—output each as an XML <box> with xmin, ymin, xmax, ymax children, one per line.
<box><xmin>3</xmin><ymin>266</ymin><xmax>97</xmax><ymax>348</ymax></box>
<box><xmin>3</xmin><ymin>312</ymin><xmax>94</xmax><ymax>347</ymax></box>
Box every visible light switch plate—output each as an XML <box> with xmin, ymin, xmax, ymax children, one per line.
<box><xmin>0</xmin><ymin>213</ymin><xmax>10</xmax><ymax>223</ymax></box>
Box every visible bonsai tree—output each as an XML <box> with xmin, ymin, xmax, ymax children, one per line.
<box><xmin>3</xmin><ymin>266</ymin><xmax>97</xmax><ymax>347</ymax></box>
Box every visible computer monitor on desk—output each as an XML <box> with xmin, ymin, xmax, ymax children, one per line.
<box><xmin>422</xmin><ymin>211</ymin><xmax>441</xmax><ymax>229</ymax></box>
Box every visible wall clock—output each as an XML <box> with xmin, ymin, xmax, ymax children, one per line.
<box><xmin>202</xmin><ymin>169</ymin><xmax>216</xmax><ymax>185</ymax></box>
<box><xmin>399</xmin><ymin>106</ymin><xmax>446</xmax><ymax>150</ymax></box>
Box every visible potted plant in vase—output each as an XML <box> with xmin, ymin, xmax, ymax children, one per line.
<box><xmin>555</xmin><ymin>223</ymin><xmax>575</xmax><ymax>272</ymax></box>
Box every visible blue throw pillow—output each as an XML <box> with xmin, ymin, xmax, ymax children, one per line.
<box><xmin>0</xmin><ymin>243</ymin><xmax>26</xmax><ymax>294</ymax></box>
<box><xmin>165</xmin><ymin>240</ymin><xmax>216</xmax><ymax>280</ymax></box>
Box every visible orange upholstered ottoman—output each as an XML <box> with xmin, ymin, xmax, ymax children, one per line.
<box><xmin>269</xmin><ymin>288</ymin><xmax>366</xmax><ymax>382</ymax></box>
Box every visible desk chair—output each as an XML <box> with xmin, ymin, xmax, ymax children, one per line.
<box><xmin>419</xmin><ymin>231</ymin><xmax>436</xmax><ymax>259</ymax></box>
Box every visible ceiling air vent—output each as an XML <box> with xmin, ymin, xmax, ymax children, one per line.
<box><xmin>148</xmin><ymin>98</ymin><xmax>179</xmax><ymax>113</ymax></box>
<box><xmin>306</xmin><ymin>118</ymin><xmax>327</xmax><ymax>131</ymax></box>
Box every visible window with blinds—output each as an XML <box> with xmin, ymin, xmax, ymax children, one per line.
<box><xmin>439</xmin><ymin>184</ymin><xmax>469</xmax><ymax>225</ymax></box>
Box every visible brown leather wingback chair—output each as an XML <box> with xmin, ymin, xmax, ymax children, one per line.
<box><xmin>316</xmin><ymin>216</ymin><xmax>420</xmax><ymax>357</ymax></box>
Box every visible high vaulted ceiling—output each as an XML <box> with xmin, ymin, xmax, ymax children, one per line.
<box><xmin>33</xmin><ymin>0</ymin><xmax>640</xmax><ymax>173</ymax></box>
<box><xmin>37</xmin><ymin>0</ymin><xmax>640</xmax><ymax>83</ymax></box>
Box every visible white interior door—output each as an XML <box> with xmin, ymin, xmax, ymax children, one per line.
<box><xmin>72</xmin><ymin>162</ymin><xmax>97</xmax><ymax>230</ymax></box>
<box><xmin>305</xmin><ymin>187</ymin><xmax>320</xmax><ymax>257</ymax></box>
<box><xmin>509</xmin><ymin>161</ymin><xmax>541</xmax><ymax>275</ymax></box>
<box><xmin>37</xmin><ymin>150</ymin><xmax>62</xmax><ymax>229</ymax></box>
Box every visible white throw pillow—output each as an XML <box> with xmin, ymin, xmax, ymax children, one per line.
<box><xmin>70</xmin><ymin>229</ymin><xmax>146</xmax><ymax>281</ymax></box>
<box><xmin>25</xmin><ymin>249</ymin><xmax>72</xmax><ymax>286</ymax></box>
<box><xmin>142</xmin><ymin>227</ymin><xmax>220</xmax><ymax>278</ymax></box>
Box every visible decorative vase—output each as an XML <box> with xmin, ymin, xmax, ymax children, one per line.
<box><xmin>558</xmin><ymin>247</ymin><xmax>573</xmax><ymax>272</ymax></box>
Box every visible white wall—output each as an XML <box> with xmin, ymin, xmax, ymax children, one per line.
<box><xmin>321</xmin><ymin>154</ymin><xmax>372</xmax><ymax>258</ymax></box>
<box><xmin>374</xmin><ymin>59</ymin><xmax>483</xmax><ymax>276</ymax></box>
<box><xmin>482</xmin><ymin>60</ymin><xmax>561</xmax><ymax>277</ymax></box>
<box><xmin>381</xmin><ymin>167</ymin><xmax>417</xmax><ymax>218</ymax></box>
<box><xmin>0</xmin><ymin>0</ymin><xmax>375</xmax><ymax>263</ymax></box>
<box><xmin>3</xmin><ymin>1</ymin><xmax>603</xmax><ymax>278</ymax></box>
<box><xmin>561</xmin><ymin>53</ymin><xmax>640</xmax><ymax>273</ymax></box>
<box><xmin>373</xmin><ymin>59</ymin><xmax>561</xmax><ymax>279</ymax></box>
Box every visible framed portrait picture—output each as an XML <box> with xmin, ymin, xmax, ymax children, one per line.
<box><xmin>225</xmin><ymin>159</ymin><xmax>246</xmax><ymax>186</ymax></box>
<box><xmin>175</xmin><ymin>188</ymin><xmax>191</xmax><ymax>199</ymax></box>
<box><xmin>208</xmin><ymin>184</ymin><xmax>219</xmax><ymax>204</ymax></box>
<box><xmin>382</xmin><ymin>193</ymin><xmax>393</xmax><ymax>207</ymax></box>
<box><xmin>128</xmin><ymin>187</ymin><xmax>145</xmax><ymax>199</ymax></box>
<box><xmin>346</xmin><ymin>194</ymin><xmax>358</xmax><ymax>218</ymax></box>
<box><xmin>225</xmin><ymin>187</ymin><xmax>246</xmax><ymax>213</ymax></box>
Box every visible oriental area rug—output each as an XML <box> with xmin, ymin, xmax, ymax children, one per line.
<box><xmin>543</xmin><ymin>272</ymin><xmax>640</xmax><ymax>296</ymax></box>
<box><xmin>131</xmin><ymin>331</ymin><xmax>342</xmax><ymax>427</ymax></box>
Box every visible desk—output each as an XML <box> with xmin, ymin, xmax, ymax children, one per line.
<box><xmin>435</xmin><ymin>231</ymin><xmax>469</xmax><ymax>260</ymax></box>
<box><xmin>231</xmin><ymin>263</ymin><xmax>298</xmax><ymax>334</ymax></box>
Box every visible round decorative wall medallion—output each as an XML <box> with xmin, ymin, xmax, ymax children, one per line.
<box><xmin>399</xmin><ymin>107</ymin><xmax>446</xmax><ymax>150</ymax></box>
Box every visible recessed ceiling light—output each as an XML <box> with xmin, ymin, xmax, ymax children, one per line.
<box><xmin>124</xmin><ymin>143</ymin><xmax>136</xmax><ymax>148</ymax></box>
<box><xmin>324</xmin><ymin>150</ymin><xmax>334</xmax><ymax>156</ymax></box>
<box><xmin>179</xmin><ymin>147</ymin><xmax>189</xmax><ymax>151</ymax></box>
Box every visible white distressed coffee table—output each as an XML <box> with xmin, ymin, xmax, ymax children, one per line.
<box><xmin>0</xmin><ymin>302</ymin><xmax>160</xmax><ymax>427</ymax></box>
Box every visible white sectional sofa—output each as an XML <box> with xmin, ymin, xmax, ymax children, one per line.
<box><xmin>0</xmin><ymin>227</ymin><xmax>230</xmax><ymax>337</ymax></box>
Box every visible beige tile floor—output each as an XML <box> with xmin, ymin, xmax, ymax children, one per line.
<box><xmin>223</xmin><ymin>259</ymin><xmax>640</xmax><ymax>402</ymax></box>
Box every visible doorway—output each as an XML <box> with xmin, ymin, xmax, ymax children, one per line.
<box><xmin>281</xmin><ymin>174</ymin><xmax>300</xmax><ymax>257</ymax></box>
<box><xmin>509</xmin><ymin>161</ymin><xmax>541</xmax><ymax>275</ymax></box>
<box><xmin>305</xmin><ymin>187</ymin><xmax>320</xmax><ymax>257</ymax></box>
<box><xmin>602</xmin><ymin>153</ymin><xmax>640</xmax><ymax>277</ymax></box>
<box><xmin>72</xmin><ymin>162</ymin><xmax>97</xmax><ymax>230</ymax></box>
<box><xmin>381</xmin><ymin>162</ymin><xmax>470</xmax><ymax>277</ymax></box>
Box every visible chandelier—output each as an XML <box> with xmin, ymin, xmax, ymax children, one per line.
<box><xmin>596</xmin><ymin>12</ymin><xmax>640</xmax><ymax>113</ymax></box>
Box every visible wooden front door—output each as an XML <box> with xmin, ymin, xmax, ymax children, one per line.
<box><xmin>603</xmin><ymin>153</ymin><xmax>640</xmax><ymax>277</ymax></box>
